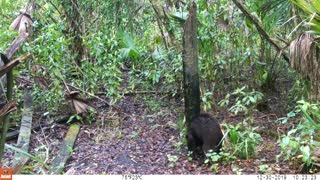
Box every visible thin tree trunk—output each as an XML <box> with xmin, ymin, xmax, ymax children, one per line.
<box><xmin>0</xmin><ymin>59</ymin><xmax>13</xmax><ymax>163</ymax></box>
<box><xmin>149</xmin><ymin>0</ymin><xmax>168</xmax><ymax>50</ymax></box>
<box><xmin>183</xmin><ymin>2</ymin><xmax>200</xmax><ymax>125</ymax></box>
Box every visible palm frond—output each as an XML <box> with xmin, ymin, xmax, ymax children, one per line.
<box><xmin>291</xmin><ymin>0</ymin><xmax>320</xmax><ymax>35</ymax></box>
<box><xmin>259</xmin><ymin>0</ymin><xmax>293</xmax><ymax>29</ymax></box>
<box><xmin>290</xmin><ymin>32</ymin><xmax>320</xmax><ymax>99</ymax></box>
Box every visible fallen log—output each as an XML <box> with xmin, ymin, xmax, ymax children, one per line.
<box><xmin>49</xmin><ymin>124</ymin><xmax>80</xmax><ymax>174</ymax></box>
<box><xmin>13</xmin><ymin>89</ymin><xmax>33</xmax><ymax>170</ymax></box>
<box><xmin>12</xmin><ymin>156</ymin><xmax>29</xmax><ymax>174</ymax></box>
<box><xmin>4</xmin><ymin>115</ymin><xmax>71</xmax><ymax>141</ymax></box>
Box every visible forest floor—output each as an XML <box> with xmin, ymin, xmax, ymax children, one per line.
<box><xmin>2</xmin><ymin>72</ymin><xmax>301</xmax><ymax>174</ymax></box>
<box><xmin>63</xmin><ymin>94</ymin><xmax>297</xmax><ymax>175</ymax></box>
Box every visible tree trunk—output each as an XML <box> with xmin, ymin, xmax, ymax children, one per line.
<box><xmin>183</xmin><ymin>2</ymin><xmax>200</xmax><ymax>125</ymax></box>
<box><xmin>61</xmin><ymin>0</ymin><xmax>84</xmax><ymax>67</ymax></box>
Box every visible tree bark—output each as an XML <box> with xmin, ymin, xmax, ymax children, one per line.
<box><xmin>183</xmin><ymin>2</ymin><xmax>200</xmax><ymax>125</ymax></box>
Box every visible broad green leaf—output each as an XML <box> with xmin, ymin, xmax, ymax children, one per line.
<box><xmin>287</xmin><ymin>111</ymin><xmax>296</xmax><ymax>118</ymax></box>
<box><xmin>282</xmin><ymin>136</ymin><xmax>290</xmax><ymax>145</ymax></box>
<box><xmin>249</xmin><ymin>96</ymin><xmax>256</xmax><ymax>103</ymax></box>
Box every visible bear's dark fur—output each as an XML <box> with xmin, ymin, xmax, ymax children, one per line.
<box><xmin>187</xmin><ymin>113</ymin><xmax>223</xmax><ymax>157</ymax></box>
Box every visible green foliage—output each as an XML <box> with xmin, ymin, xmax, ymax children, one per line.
<box><xmin>68</xmin><ymin>114</ymin><xmax>82</xmax><ymax>123</ymax></box>
<box><xmin>224</xmin><ymin>120</ymin><xmax>262</xmax><ymax>159</ymax></box>
<box><xmin>258</xmin><ymin>164</ymin><xmax>269</xmax><ymax>173</ymax></box>
<box><xmin>1</xmin><ymin>0</ymin><xmax>307</xmax><ymax>118</ymax></box>
<box><xmin>128</xmin><ymin>46</ymin><xmax>182</xmax><ymax>95</ymax></box>
<box><xmin>25</xmin><ymin>23</ymin><xmax>68</xmax><ymax>113</ymax></box>
<box><xmin>0</xmin><ymin>0</ymin><xmax>26</xmax><ymax>16</ymax></box>
<box><xmin>169</xmin><ymin>11</ymin><xmax>188</xmax><ymax>24</ymax></box>
<box><xmin>81</xmin><ymin>31</ymin><xmax>123</xmax><ymax>103</ymax></box>
<box><xmin>24</xmin><ymin>18</ymin><xmax>123</xmax><ymax>114</ymax></box>
<box><xmin>18</xmin><ymin>0</ymin><xmax>148</xmax><ymax>117</ymax></box>
<box><xmin>204</xmin><ymin>150</ymin><xmax>236</xmax><ymax>173</ymax></box>
<box><xmin>167</xmin><ymin>154</ymin><xmax>179</xmax><ymax>168</ymax></box>
<box><xmin>277</xmin><ymin>100</ymin><xmax>320</xmax><ymax>171</ymax></box>
<box><xmin>219</xmin><ymin>86</ymin><xmax>264</xmax><ymax>115</ymax></box>
<box><xmin>192</xmin><ymin>0</ymin><xmax>291</xmax><ymax>116</ymax></box>
<box><xmin>258</xmin><ymin>0</ymin><xmax>293</xmax><ymax>31</ymax></box>
<box><xmin>288</xmin><ymin>79</ymin><xmax>310</xmax><ymax>106</ymax></box>
<box><xmin>2</xmin><ymin>0</ymin><xmax>318</xmax><ymax>174</ymax></box>
<box><xmin>5</xmin><ymin>144</ymin><xmax>49</xmax><ymax>174</ymax></box>
<box><xmin>291</xmin><ymin>0</ymin><xmax>320</xmax><ymax>35</ymax></box>
<box><xmin>118</xmin><ymin>32</ymin><xmax>140</xmax><ymax>61</ymax></box>
<box><xmin>0</xmin><ymin>30</ymin><xmax>17</xmax><ymax>53</ymax></box>
<box><xmin>201</xmin><ymin>91</ymin><xmax>213</xmax><ymax>111</ymax></box>
<box><xmin>175</xmin><ymin>115</ymin><xmax>186</xmax><ymax>133</ymax></box>
<box><xmin>67</xmin><ymin>108</ymin><xmax>95</xmax><ymax>124</ymax></box>
<box><xmin>231</xmin><ymin>164</ymin><xmax>243</xmax><ymax>175</ymax></box>
<box><xmin>0</xmin><ymin>0</ymin><xmax>20</xmax><ymax>52</ymax></box>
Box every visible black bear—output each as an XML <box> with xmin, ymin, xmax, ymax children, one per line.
<box><xmin>187</xmin><ymin>113</ymin><xmax>223</xmax><ymax>157</ymax></box>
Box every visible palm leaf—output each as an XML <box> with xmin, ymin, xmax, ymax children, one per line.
<box><xmin>259</xmin><ymin>0</ymin><xmax>294</xmax><ymax>30</ymax></box>
<box><xmin>292</xmin><ymin>0</ymin><xmax>316</xmax><ymax>14</ymax></box>
<box><xmin>310</xmin><ymin>0</ymin><xmax>320</xmax><ymax>13</ymax></box>
<box><xmin>5</xmin><ymin>144</ymin><xmax>44</xmax><ymax>164</ymax></box>
<box><xmin>291</xmin><ymin>0</ymin><xmax>320</xmax><ymax>34</ymax></box>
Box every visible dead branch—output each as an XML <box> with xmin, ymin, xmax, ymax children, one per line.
<box><xmin>231</xmin><ymin>0</ymin><xmax>290</xmax><ymax>63</ymax></box>
<box><xmin>0</xmin><ymin>53</ymin><xmax>30</xmax><ymax>78</ymax></box>
<box><xmin>67</xmin><ymin>84</ymin><xmax>123</xmax><ymax>114</ymax></box>
<box><xmin>149</xmin><ymin>0</ymin><xmax>168</xmax><ymax>50</ymax></box>
<box><xmin>4</xmin><ymin>33</ymin><xmax>29</xmax><ymax>59</ymax></box>
<box><xmin>0</xmin><ymin>101</ymin><xmax>17</xmax><ymax>119</ymax></box>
